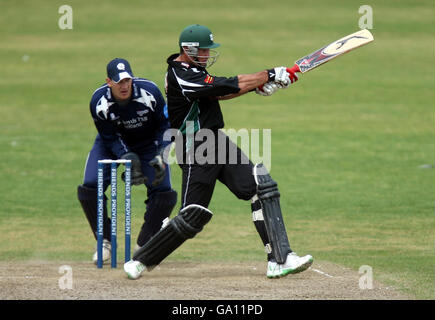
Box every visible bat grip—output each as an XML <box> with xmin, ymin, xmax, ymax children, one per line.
<box><xmin>287</xmin><ymin>64</ymin><xmax>301</xmax><ymax>74</ymax></box>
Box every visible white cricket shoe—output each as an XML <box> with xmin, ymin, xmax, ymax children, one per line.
<box><xmin>92</xmin><ymin>239</ymin><xmax>111</xmax><ymax>265</ymax></box>
<box><xmin>124</xmin><ymin>260</ymin><xmax>146</xmax><ymax>280</ymax></box>
<box><xmin>267</xmin><ymin>252</ymin><xmax>313</xmax><ymax>278</ymax></box>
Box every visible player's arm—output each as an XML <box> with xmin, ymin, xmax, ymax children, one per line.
<box><xmin>90</xmin><ymin>94</ymin><xmax>146</xmax><ymax>185</ymax></box>
<box><xmin>218</xmin><ymin>66</ymin><xmax>300</xmax><ymax>100</ymax></box>
<box><xmin>216</xmin><ymin>71</ymin><xmax>268</xmax><ymax>100</ymax></box>
<box><xmin>148</xmin><ymin>86</ymin><xmax>170</xmax><ymax>149</ymax></box>
<box><xmin>90</xmin><ymin>96</ymin><xmax>130</xmax><ymax>158</ymax></box>
<box><xmin>236</xmin><ymin>70</ymin><xmax>269</xmax><ymax>94</ymax></box>
<box><xmin>169</xmin><ymin>67</ymin><xmax>240</xmax><ymax>100</ymax></box>
<box><xmin>147</xmin><ymin>85</ymin><xmax>171</xmax><ymax>186</ymax></box>
<box><xmin>238</xmin><ymin>66</ymin><xmax>300</xmax><ymax>93</ymax></box>
<box><xmin>177</xmin><ymin>69</ymin><xmax>266</xmax><ymax>100</ymax></box>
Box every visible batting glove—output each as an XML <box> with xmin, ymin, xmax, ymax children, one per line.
<box><xmin>267</xmin><ymin>66</ymin><xmax>290</xmax><ymax>87</ymax></box>
<box><xmin>286</xmin><ymin>64</ymin><xmax>301</xmax><ymax>84</ymax></box>
<box><xmin>255</xmin><ymin>82</ymin><xmax>279</xmax><ymax>96</ymax></box>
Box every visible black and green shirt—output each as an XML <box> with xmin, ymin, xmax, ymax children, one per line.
<box><xmin>165</xmin><ymin>53</ymin><xmax>240</xmax><ymax>134</ymax></box>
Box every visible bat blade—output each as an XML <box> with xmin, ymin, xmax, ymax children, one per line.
<box><xmin>295</xmin><ymin>29</ymin><xmax>374</xmax><ymax>73</ymax></box>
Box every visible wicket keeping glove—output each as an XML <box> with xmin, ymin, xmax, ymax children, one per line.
<box><xmin>148</xmin><ymin>149</ymin><xmax>166</xmax><ymax>187</ymax></box>
<box><xmin>120</xmin><ymin>152</ymin><xmax>147</xmax><ymax>186</ymax></box>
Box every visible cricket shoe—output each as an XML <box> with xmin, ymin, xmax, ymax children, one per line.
<box><xmin>92</xmin><ymin>239</ymin><xmax>111</xmax><ymax>265</ymax></box>
<box><xmin>124</xmin><ymin>260</ymin><xmax>146</xmax><ymax>280</ymax></box>
<box><xmin>267</xmin><ymin>252</ymin><xmax>313</xmax><ymax>279</ymax></box>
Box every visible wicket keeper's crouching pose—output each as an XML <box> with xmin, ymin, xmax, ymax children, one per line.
<box><xmin>124</xmin><ymin>25</ymin><xmax>313</xmax><ymax>279</ymax></box>
<box><xmin>77</xmin><ymin>58</ymin><xmax>177</xmax><ymax>265</ymax></box>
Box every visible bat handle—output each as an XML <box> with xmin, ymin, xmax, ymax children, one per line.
<box><xmin>287</xmin><ymin>64</ymin><xmax>301</xmax><ymax>74</ymax></box>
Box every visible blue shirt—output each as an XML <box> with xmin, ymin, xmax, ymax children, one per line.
<box><xmin>90</xmin><ymin>78</ymin><xmax>170</xmax><ymax>158</ymax></box>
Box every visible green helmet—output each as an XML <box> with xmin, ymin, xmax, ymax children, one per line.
<box><xmin>179</xmin><ymin>24</ymin><xmax>220</xmax><ymax>49</ymax></box>
<box><xmin>178</xmin><ymin>24</ymin><xmax>220</xmax><ymax>68</ymax></box>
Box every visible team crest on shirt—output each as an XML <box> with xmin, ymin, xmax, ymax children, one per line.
<box><xmin>133</xmin><ymin>88</ymin><xmax>156</xmax><ymax>111</ymax></box>
<box><xmin>204</xmin><ymin>75</ymin><xmax>214</xmax><ymax>84</ymax></box>
<box><xmin>95</xmin><ymin>96</ymin><xmax>114</xmax><ymax>120</ymax></box>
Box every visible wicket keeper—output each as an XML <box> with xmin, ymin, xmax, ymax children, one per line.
<box><xmin>78</xmin><ymin>58</ymin><xmax>177</xmax><ymax>265</ymax></box>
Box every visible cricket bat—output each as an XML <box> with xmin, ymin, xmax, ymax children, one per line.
<box><xmin>291</xmin><ymin>29</ymin><xmax>374</xmax><ymax>74</ymax></box>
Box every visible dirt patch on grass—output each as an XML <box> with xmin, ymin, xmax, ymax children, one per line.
<box><xmin>0</xmin><ymin>260</ymin><xmax>410</xmax><ymax>300</ymax></box>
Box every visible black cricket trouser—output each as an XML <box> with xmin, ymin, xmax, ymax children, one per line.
<box><xmin>177</xmin><ymin>130</ymin><xmax>257</xmax><ymax>208</ymax></box>
<box><xmin>177</xmin><ymin>129</ymin><xmax>279</xmax><ymax>260</ymax></box>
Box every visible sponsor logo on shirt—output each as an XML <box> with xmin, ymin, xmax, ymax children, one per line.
<box><xmin>137</xmin><ymin>109</ymin><xmax>149</xmax><ymax>116</ymax></box>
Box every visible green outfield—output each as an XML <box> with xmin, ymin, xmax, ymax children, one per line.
<box><xmin>0</xmin><ymin>0</ymin><xmax>434</xmax><ymax>299</ymax></box>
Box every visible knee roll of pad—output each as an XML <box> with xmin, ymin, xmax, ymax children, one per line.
<box><xmin>133</xmin><ymin>204</ymin><xmax>213</xmax><ymax>270</ymax></box>
<box><xmin>257</xmin><ymin>178</ymin><xmax>280</xmax><ymax>201</ymax></box>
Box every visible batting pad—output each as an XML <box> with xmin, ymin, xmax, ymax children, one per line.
<box><xmin>133</xmin><ymin>204</ymin><xmax>213</xmax><ymax>270</ymax></box>
<box><xmin>254</xmin><ymin>164</ymin><xmax>291</xmax><ymax>264</ymax></box>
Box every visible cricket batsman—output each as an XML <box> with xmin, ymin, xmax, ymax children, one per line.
<box><xmin>124</xmin><ymin>25</ymin><xmax>312</xmax><ymax>279</ymax></box>
<box><xmin>77</xmin><ymin>58</ymin><xmax>177</xmax><ymax>265</ymax></box>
